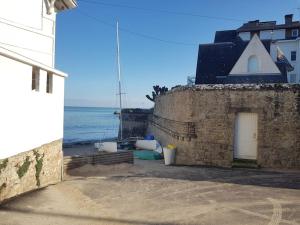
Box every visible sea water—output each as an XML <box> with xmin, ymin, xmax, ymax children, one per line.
<box><xmin>63</xmin><ymin>106</ymin><xmax>119</xmax><ymax>144</ymax></box>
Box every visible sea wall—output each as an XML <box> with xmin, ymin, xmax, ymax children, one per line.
<box><xmin>120</xmin><ymin>108</ymin><xmax>153</xmax><ymax>139</ymax></box>
<box><xmin>148</xmin><ymin>84</ymin><xmax>300</xmax><ymax>169</ymax></box>
<box><xmin>0</xmin><ymin>140</ymin><xmax>63</xmax><ymax>203</ymax></box>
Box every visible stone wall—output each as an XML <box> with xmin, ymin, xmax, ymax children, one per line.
<box><xmin>120</xmin><ymin>108</ymin><xmax>153</xmax><ymax>139</ymax></box>
<box><xmin>148</xmin><ymin>84</ymin><xmax>300</xmax><ymax>169</ymax></box>
<box><xmin>0</xmin><ymin>140</ymin><xmax>63</xmax><ymax>203</ymax></box>
<box><xmin>64</xmin><ymin>151</ymin><xmax>134</xmax><ymax>172</ymax></box>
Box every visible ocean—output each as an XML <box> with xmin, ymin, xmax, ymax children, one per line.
<box><xmin>63</xmin><ymin>106</ymin><xmax>119</xmax><ymax>144</ymax></box>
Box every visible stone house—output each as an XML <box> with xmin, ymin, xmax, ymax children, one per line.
<box><xmin>0</xmin><ymin>0</ymin><xmax>77</xmax><ymax>202</ymax></box>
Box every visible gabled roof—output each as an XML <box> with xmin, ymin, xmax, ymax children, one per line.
<box><xmin>214</xmin><ymin>30</ymin><xmax>237</xmax><ymax>43</ymax></box>
<box><xmin>195</xmin><ymin>36</ymin><xmax>272</xmax><ymax>84</ymax></box>
<box><xmin>229</xmin><ymin>34</ymin><xmax>281</xmax><ymax>75</ymax></box>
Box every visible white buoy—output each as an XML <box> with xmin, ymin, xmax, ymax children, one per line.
<box><xmin>136</xmin><ymin>140</ymin><xmax>157</xmax><ymax>150</ymax></box>
<box><xmin>95</xmin><ymin>142</ymin><xmax>117</xmax><ymax>153</ymax></box>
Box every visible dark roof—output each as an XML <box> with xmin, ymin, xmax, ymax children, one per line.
<box><xmin>214</xmin><ymin>30</ymin><xmax>237</xmax><ymax>43</ymax></box>
<box><xmin>195</xmin><ymin>37</ymin><xmax>272</xmax><ymax>84</ymax></box>
<box><xmin>237</xmin><ymin>21</ymin><xmax>300</xmax><ymax>32</ymax></box>
<box><xmin>225</xmin><ymin>75</ymin><xmax>287</xmax><ymax>84</ymax></box>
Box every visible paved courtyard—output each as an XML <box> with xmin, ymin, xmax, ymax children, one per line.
<box><xmin>0</xmin><ymin>160</ymin><xmax>299</xmax><ymax>225</ymax></box>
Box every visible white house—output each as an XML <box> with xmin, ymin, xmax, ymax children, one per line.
<box><xmin>237</xmin><ymin>14</ymin><xmax>300</xmax><ymax>83</ymax></box>
<box><xmin>0</xmin><ymin>0</ymin><xmax>77</xmax><ymax>202</ymax></box>
<box><xmin>196</xmin><ymin>14</ymin><xmax>299</xmax><ymax>85</ymax></box>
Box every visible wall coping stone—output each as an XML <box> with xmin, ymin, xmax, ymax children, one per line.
<box><xmin>160</xmin><ymin>84</ymin><xmax>300</xmax><ymax>97</ymax></box>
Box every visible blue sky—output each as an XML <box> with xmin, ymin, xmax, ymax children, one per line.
<box><xmin>55</xmin><ymin>0</ymin><xmax>300</xmax><ymax>108</ymax></box>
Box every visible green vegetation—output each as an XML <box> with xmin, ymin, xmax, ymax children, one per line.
<box><xmin>0</xmin><ymin>159</ymin><xmax>8</xmax><ymax>174</ymax></box>
<box><xmin>17</xmin><ymin>156</ymin><xmax>31</xmax><ymax>178</ymax></box>
<box><xmin>34</xmin><ymin>151</ymin><xmax>44</xmax><ymax>187</ymax></box>
<box><xmin>146</xmin><ymin>85</ymin><xmax>169</xmax><ymax>102</ymax></box>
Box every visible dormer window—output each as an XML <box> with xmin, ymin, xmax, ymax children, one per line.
<box><xmin>292</xmin><ymin>29</ymin><xmax>299</xmax><ymax>38</ymax></box>
<box><xmin>248</xmin><ymin>55</ymin><xmax>259</xmax><ymax>73</ymax></box>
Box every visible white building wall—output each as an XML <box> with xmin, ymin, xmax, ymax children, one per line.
<box><xmin>260</xmin><ymin>30</ymin><xmax>272</xmax><ymax>40</ymax></box>
<box><xmin>270</xmin><ymin>39</ymin><xmax>300</xmax><ymax>83</ymax></box>
<box><xmin>238</xmin><ymin>32</ymin><xmax>251</xmax><ymax>41</ymax></box>
<box><xmin>272</xmin><ymin>29</ymin><xmax>285</xmax><ymax>40</ymax></box>
<box><xmin>0</xmin><ymin>0</ymin><xmax>56</xmax><ymax>67</ymax></box>
<box><xmin>0</xmin><ymin>56</ymin><xmax>65</xmax><ymax>159</ymax></box>
<box><xmin>239</xmin><ymin>29</ymin><xmax>285</xmax><ymax>41</ymax></box>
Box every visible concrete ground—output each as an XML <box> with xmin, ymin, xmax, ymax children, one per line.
<box><xmin>0</xmin><ymin>160</ymin><xmax>299</xmax><ymax>225</ymax></box>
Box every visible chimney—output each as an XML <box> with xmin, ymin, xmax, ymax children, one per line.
<box><xmin>285</xmin><ymin>14</ymin><xmax>293</xmax><ymax>24</ymax></box>
<box><xmin>249</xmin><ymin>20</ymin><xmax>259</xmax><ymax>24</ymax></box>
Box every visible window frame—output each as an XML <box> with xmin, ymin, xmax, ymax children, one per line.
<box><xmin>291</xmin><ymin>51</ymin><xmax>297</xmax><ymax>61</ymax></box>
<box><xmin>291</xmin><ymin>29</ymin><xmax>299</xmax><ymax>38</ymax></box>
<box><xmin>247</xmin><ymin>55</ymin><xmax>260</xmax><ymax>73</ymax></box>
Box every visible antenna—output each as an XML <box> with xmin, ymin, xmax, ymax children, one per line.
<box><xmin>116</xmin><ymin>21</ymin><xmax>123</xmax><ymax>140</ymax></box>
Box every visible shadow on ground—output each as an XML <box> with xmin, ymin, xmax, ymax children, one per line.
<box><xmin>0</xmin><ymin>205</ymin><xmax>189</xmax><ymax>225</ymax></box>
<box><xmin>67</xmin><ymin>160</ymin><xmax>300</xmax><ymax>190</ymax></box>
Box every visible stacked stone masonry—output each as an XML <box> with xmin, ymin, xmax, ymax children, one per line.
<box><xmin>148</xmin><ymin>84</ymin><xmax>300</xmax><ymax>169</ymax></box>
<box><xmin>120</xmin><ymin>108</ymin><xmax>153</xmax><ymax>139</ymax></box>
<box><xmin>0</xmin><ymin>140</ymin><xmax>63</xmax><ymax>203</ymax></box>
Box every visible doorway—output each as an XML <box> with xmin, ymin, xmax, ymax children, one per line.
<box><xmin>234</xmin><ymin>113</ymin><xmax>258</xmax><ymax>160</ymax></box>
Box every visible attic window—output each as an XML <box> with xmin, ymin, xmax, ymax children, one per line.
<box><xmin>248</xmin><ymin>55</ymin><xmax>259</xmax><ymax>73</ymax></box>
<box><xmin>292</xmin><ymin>29</ymin><xmax>298</xmax><ymax>38</ymax></box>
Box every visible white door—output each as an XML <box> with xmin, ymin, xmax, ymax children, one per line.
<box><xmin>234</xmin><ymin>113</ymin><xmax>258</xmax><ymax>160</ymax></box>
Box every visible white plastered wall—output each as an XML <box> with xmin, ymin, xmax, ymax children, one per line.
<box><xmin>238</xmin><ymin>32</ymin><xmax>251</xmax><ymax>41</ymax></box>
<box><xmin>239</xmin><ymin>29</ymin><xmax>285</xmax><ymax>41</ymax></box>
<box><xmin>0</xmin><ymin>0</ymin><xmax>56</xmax><ymax>67</ymax></box>
<box><xmin>0</xmin><ymin>56</ymin><xmax>65</xmax><ymax>159</ymax></box>
<box><xmin>270</xmin><ymin>39</ymin><xmax>300</xmax><ymax>83</ymax></box>
<box><xmin>230</xmin><ymin>34</ymin><xmax>281</xmax><ymax>75</ymax></box>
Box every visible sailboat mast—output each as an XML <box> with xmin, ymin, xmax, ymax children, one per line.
<box><xmin>116</xmin><ymin>21</ymin><xmax>123</xmax><ymax>140</ymax></box>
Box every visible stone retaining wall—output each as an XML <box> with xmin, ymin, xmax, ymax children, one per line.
<box><xmin>63</xmin><ymin>151</ymin><xmax>134</xmax><ymax>172</ymax></box>
<box><xmin>148</xmin><ymin>84</ymin><xmax>300</xmax><ymax>169</ymax></box>
<box><xmin>0</xmin><ymin>140</ymin><xmax>63</xmax><ymax>203</ymax></box>
<box><xmin>120</xmin><ymin>108</ymin><xmax>153</xmax><ymax>139</ymax></box>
